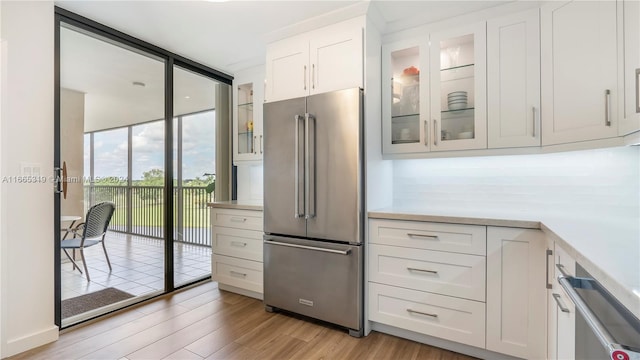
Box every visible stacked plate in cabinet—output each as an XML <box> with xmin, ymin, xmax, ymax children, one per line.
<box><xmin>447</xmin><ymin>91</ymin><xmax>467</xmax><ymax>110</ymax></box>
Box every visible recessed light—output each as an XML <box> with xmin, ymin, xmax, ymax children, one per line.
<box><xmin>185</xmin><ymin>96</ymin><xmax>191</xmax><ymax>99</ymax></box>
<box><xmin>132</xmin><ymin>81</ymin><xmax>146</xmax><ymax>87</ymax></box>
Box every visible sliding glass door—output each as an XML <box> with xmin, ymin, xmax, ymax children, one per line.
<box><xmin>55</xmin><ymin>8</ymin><xmax>232</xmax><ymax>327</ymax></box>
<box><xmin>173</xmin><ymin>66</ymin><xmax>217</xmax><ymax>286</ymax></box>
<box><xmin>59</xmin><ymin>23</ymin><xmax>167</xmax><ymax>326</ymax></box>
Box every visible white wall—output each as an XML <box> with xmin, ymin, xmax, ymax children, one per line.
<box><xmin>60</xmin><ymin>88</ymin><xmax>85</xmax><ymax>220</ymax></box>
<box><xmin>0</xmin><ymin>1</ymin><xmax>58</xmax><ymax>357</ymax></box>
<box><xmin>392</xmin><ymin>147</ymin><xmax>640</xmax><ymax>218</ymax></box>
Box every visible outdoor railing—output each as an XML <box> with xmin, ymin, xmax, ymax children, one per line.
<box><xmin>84</xmin><ymin>185</ymin><xmax>211</xmax><ymax>246</ymax></box>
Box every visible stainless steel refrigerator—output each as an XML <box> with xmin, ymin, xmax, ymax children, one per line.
<box><xmin>263</xmin><ymin>87</ymin><xmax>364</xmax><ymax>337</ymax></box>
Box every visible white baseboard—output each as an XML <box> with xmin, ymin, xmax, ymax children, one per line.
<box><xmin>370</xmin><ymin>322</ymin><xmax>520</xmax><ymax>360</ymax></box>
<box><xmin>218</xmin><ymin>283</ymin><xmax>263</xmax><ymax>300</ymax></box>
<box><xmin>3</xmin><ymin>325</ymin><xmax>58</xmax><ymax>358</ymax></box>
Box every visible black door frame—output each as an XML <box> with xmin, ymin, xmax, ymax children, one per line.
<box><xmin>54</xmin><ymin>6</ymin><xmax>233</xmax><ymax>327</ymax></box>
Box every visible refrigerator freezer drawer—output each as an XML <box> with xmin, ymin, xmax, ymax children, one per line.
<box><xmin>263</xmin><ymin>235</ymin><xmax>362</xmax><ymax>332</ymax></box>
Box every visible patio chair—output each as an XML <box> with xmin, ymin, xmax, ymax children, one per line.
<box><xmin>61</xmin><ymin>201</ymin><xmax>115</xmax><ymax>281</ymax></box>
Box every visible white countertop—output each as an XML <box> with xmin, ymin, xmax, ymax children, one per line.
<box><xmin>207</xmin><ymin>200</ymin><xmax>263</xmax><ymax>211</ymax></box>
<box><xmin>369</xmin><ymin>203</ymin><xmax>640</xmax><ymax>319</ymax></box>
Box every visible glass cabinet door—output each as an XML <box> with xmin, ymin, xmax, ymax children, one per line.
<box><xmin>382</xmin><ymin>40</ymin><xmax>429</xmax><ymax>154</ymax></box>
<box><xmin>430</xmin><ymin>23</ymin><xmax>487</xmax><ymax>151</ymax></box>
<box><xmin>236</xmin><ymin>83</ymin><xmax>254</xmax><ymax>156</ymax></box>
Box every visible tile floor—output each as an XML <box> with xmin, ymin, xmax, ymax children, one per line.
<box><xmin>61</xmin><ymin>231</ymin><xmax>212</xmax><ymax>302</ymax></box>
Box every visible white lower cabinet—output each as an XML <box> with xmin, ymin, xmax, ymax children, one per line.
<box><xmin>486</xmin><ymin>226</ymin><xmax>547</xmax><ymax>359</ymax></box>
<box><xmin>547</xmin><ymin>242</ymin><xmax>576</xmax><ymax>360</ymax></box>
<box><xmin>369</xmin><ymin>282</ymin><xmax>486</xmax><ymax>348</ymax></box>
<box><xmin>368</xmin><ymin>218</ymin><xmax>549</xmax><ymax>359</ymax></box>
<box><xmin>368</xmin><ymin>219</ymin><xmax>488</xmax><ymax>351</ymax></box>
<box><xmin>211</xmin><ymin>207</ymin><xmax>263</xmax><ymax>299</ymax></box>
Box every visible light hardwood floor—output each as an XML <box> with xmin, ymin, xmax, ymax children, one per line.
<box><xmin>11</xmin><ymin>281</ymin><xmax>476</xmax><ymax>360</ymax></box>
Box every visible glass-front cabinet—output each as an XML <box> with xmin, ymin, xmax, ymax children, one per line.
<box><xmin>382</xmin><ymin>23</ymin><xmax>486</xmax><ymax>155</ymax></box>
<box><xmin>382</xmin><ymin>40</ymin><xmax>429</xmax><ymax>154</ymax></box>
<box><xmin>233</xmin><ymin>66</ymin><xmax>264</xmax><ymax>164</ymax></box>
<box><xmin>236</xmin><ymin>83</ymin><xmax>255</xmax><ymax>156</ymax></box>
<box><xmin>430</xmin><ymin>22</ymin><xmax>487</xmax><ymax>151</ymax></box>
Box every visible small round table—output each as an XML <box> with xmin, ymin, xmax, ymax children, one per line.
<box><xmin>61</xmin><ymin>215</ymin><xmax>82</xmax><ymax>240</ymax></box>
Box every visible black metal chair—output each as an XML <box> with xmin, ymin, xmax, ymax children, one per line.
<box><xmin>61</xmin><ymin>202</ymin><xmax>115</xmax><ymax>281</ymax></box>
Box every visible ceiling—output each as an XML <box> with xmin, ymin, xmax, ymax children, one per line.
<box><xmin>55</xmin><ymin>0</ymin><xmax>511</xmax><ymax>75</ymax></box>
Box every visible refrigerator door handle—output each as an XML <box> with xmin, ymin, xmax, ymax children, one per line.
<box><xmin>304</xmin><ymin>113</ymin><xmax>315</xmax><ymax>219</ymax></box>
<box><xmin>294</xmin><ymin>115</ymin><xmax>304</xmax><ymax>218</ymax></box>
<box><xmin>265</xmin><ymin>239</ymin><xmax>351</xmax><ymax>255</ymax></box>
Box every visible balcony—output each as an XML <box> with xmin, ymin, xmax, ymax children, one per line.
<box><xmin>84</xmin><ymin>185</ymin><xmax>212</xmax><ymax>246</ymax></box>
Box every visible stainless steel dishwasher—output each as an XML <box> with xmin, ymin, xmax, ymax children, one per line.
<box><xmin>557</xmin><ymin>263</ymin><xmax>640</xmax><ymax>360</ymax></box>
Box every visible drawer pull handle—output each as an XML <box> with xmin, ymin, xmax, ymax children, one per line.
<box><xmin>230</xmin><ymin>217</ymin><xmax>247</xmax><ymax>223</ymax></box>
<box><xmin>230</xmin><ymin>271</ymin><xmax>247</xmax><ymax>278</ymax></box>
<box><xmin>231</xmin><ymin>241</ymin><xmax>247</xmax><ymax>247</ymax></box>
<box><xmin>407</xmin><ymin>267</ymin><xmax>438</xmax><ymax>275</ymax></box>
<box><xmin>552</xmin><ymin>293</ymin><xmax>570</xmax><ymax>313</ymax></box>
<box><xmin>407</xmin><ymin>233</ymin><xmax>439</xmax><ymax>240</ymax></box>
<box><xmin>407</xmin><ymin>308</ymin><xmax>438</xmax><ymax>318</ymax></box>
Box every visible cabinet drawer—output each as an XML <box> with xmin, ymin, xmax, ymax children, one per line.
<box><xmin>369</xmin><ymin>244</ymin><xmax>486</xmax><ymax>301</ymax></box>
<box><xmin>212</xmin><ymin>227</ymin><xmax>263</xmax><ymax>262</ymax></box>
<box><xmin>369</xmin><ymin>282</ymin><xmax>485</xmax><ymax>348</ymax></box>
<box><xmin>211</xmin><ymin>209</ymin><xmax>263</xmax><ymax>231</ymax></box>
<box><xmin>212</xmin><ymin>255</ymin><xmax>263</xmax><ymax>294</ymax></box>
<box><xmin>369</xmin><ymin>219</ymin><xmax>486</xmax><ymax>255</ymax></box>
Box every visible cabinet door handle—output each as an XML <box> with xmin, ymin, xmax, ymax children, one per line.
<box><xmin>433</xmin><ymin>120</ymin><xmax>438</xmax><ymax>146</ymax></box>
<box><xmin>407</xmin><ymin>267</ymin><xmax>438</xmax><ymax>275</ymax></box>
<box><xmin>552</xmin><ymin>293</ymin><xmax>570</xmax><ymax>313</ymax></box>
<box><xmin>303</xmin><ymin>65</ymin><xmax>307</xmax><ymax>90</ymax></box>
<box><xmin>546</xmin><ymin>249</ymin><xmax>553</xmax><ymax>289</ymax></box>
<box><xmin>230</xmin><ymin>217</ymin><xmax>247</xmax><ymax>223</ymax></box>
<box><xmin>312</xmin><ymin>64</ymin><xmax>315</xmax><ymax>90</ymax></box>
<box><xmin>636</xmin><ymin>68</ymin><xmax>640</xmax><ymax>113</ymax></box>
<box><xmin>532</xmin><ymin>106</ymin><xmax>537</xmax><ymax>137</ymax></box>
<box><xmin>254</xmin><ymin>135</ymin><xmax>258</xmax><ymax>154</ymax></box>
<box><xmin>260</xmin><ymin>134</ymin><xmax>263</xmax><ymax>154</ymax></box>
<box><xmin>231</xmin><ymin>241</ymin><xmax>247</xmax><ymax>248</ymax></box>
<box><xmin>407</xmin><ymin>308</ymin><xmax>438</xmax><ymax>318</ymax></box>
<box><xmin>424</xmin><ymin>120</ymin><xmax>428</xmax><ymax>146</ymax></box>
<box><xmin>407</xmin><ymin>233</ymin><xmax>439</xmax><ymax>240</ymax></box>
<box><xmin>605</xmin><ymin>89</ymin><xmax>611</xmax><ymax>126</ymax></box>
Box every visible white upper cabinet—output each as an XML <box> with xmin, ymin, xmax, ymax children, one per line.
<box><xmin>265</xmin><ymin>35</ymin><xmax>309</xmax><ymax>102</ymax></box>
<box><xmin>265</xmin><ymin>17</ymin><xmax>363</xmax><ymax>103</ymax></box>
<box><xmin>541</xmin><ymin>0</ymin><xmax>619</xmax><ymax>145</ymax></box>
<box><xmin>309</xmin><ymin>19</ymin><xmax>363</xmax><ymax>96</ymax></box>
<box><xmin>487</xmin><ymin>9</ymin><xmax>541</xmax><ymax>148</ymax></box>
<box><xmin>382</xmin><ymin>39</ymin><xmax>430</xmax><ymax>154</ymax></box>
<box><xmin>620</xmin><ymin>0</ymin><xmax>640</xmax><ymax>136</ymax></box>
<box><xmin>430</xmin><ymin>22</ymin><xmax>487</xmax><ymax>152</ymax></box>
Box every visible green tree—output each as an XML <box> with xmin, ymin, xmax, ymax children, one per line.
<box><xmin>140</xmin><ymin>168</ymin><xmax>164</xmax><ymax>186</ymax></box>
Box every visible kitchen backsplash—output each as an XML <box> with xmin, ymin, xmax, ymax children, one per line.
<box><xmin>237</xmin><ymin>164</ymin><xmax>264</xmax><ymax>201</ymax></box>
<box><xmin>393</xmin><ymin>146</ymin><xmax>640</xmax><ymax>216</ymax></box>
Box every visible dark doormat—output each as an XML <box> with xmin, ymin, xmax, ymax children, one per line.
<box><xmin>62</xmin><ymin>287</ymin><xmax>134</xmax><ymax>318</ymax></box>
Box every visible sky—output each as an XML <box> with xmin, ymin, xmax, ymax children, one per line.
<box><xmin>84</xmin><ymin>111</ymin><xmax>216</xmax><ymax>182</ymax></box>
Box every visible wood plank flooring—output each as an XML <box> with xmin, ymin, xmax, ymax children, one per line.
<box><xmin>10</xmin><ymin>281</ymin><xmax>476</xmax><ymax>360</ymax></box>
